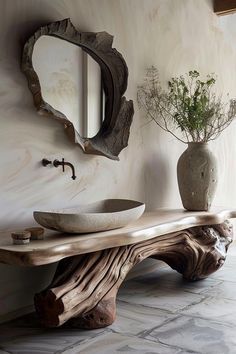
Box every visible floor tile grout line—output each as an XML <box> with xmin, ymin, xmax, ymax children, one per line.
<box><xmin>209</xmin><ymin>277</ymin><xmax>236</xmax><ymax>284</ymax></box>
<box><xmin>199</xmin><ymin>292</ymin><xmax>236</xmax><ymax>302</ymax></box>
<box><xmin>110</xmin><ymin>312</ymin><xmax>180</xmax><ymax>338</ymax></box>
<box><xmin>119</xmin><ymin>276</ymin><xmax>225</xmax><ymax>297</ymax></box>
<box><xmin>176</xmin><ymin>311</ymin><xmax>236</xmax><ymax>327</ymax></box>
<box><xmin>125</xmin><ymin>318</ymin><xmax>202</xmax><ymax>354</ymax></box>
<box><xmin>58</xmin><ymin>331</ymin><xmax>147</xmax><ymax>354</ymax></box>
<box><xmin>174</xmin><ymin>313</ymin><xmax>236</xmax><ymax>328</ymax></box>
<box><xmin>153</xmin><ymin>337</ymin><xmax>202</xmax><ymax>354</ymax></box>
<box><xmin>116</xmin><ymin>299</ymin><xmax>179</xmax><ymax>315</ymax></box>
<box><xmin>54</xmin><ymin>329</ymin><xmax>110</xmax><ymax>354</ymax></box>
<box><xmin>59</xmin><ymin>328</ymin><xmax>202</xmax><ymax>354</ymax></box>
<box><xmin>175</xmin><ymin>294</ymin><xmax>210</xmax><ymax>314</ymax></box>
<box><xmin>119</xmin><ymin>291</ymin><xmax>208</xmax><ymax>315</ymax></box>
<box><xmin>136</xmin><ymin>314</ymin><xmax>183</xmax><ymax>338</ymax></box>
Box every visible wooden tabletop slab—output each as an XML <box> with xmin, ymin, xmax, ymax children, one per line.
<box><xmin>0</xmin><ymin>208</ymin><xmax>235</xmax><ymax>267</ymax></box>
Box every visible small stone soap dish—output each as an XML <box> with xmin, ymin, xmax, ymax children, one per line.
<box><xmin>11</xmin><ymin>227</ymin><xmax>44</xmax><ymax>245</ymax></box>
<box><xmin>25</xmin><ymin>227</ymin><xmax>44</xmax><ymax>240</ymax></box>
<box><xmin>11</xmin><ymin>231</ymin><xmax>31</xmax><ymax>245</ymax></box>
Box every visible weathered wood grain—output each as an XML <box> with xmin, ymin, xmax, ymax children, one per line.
<box><xmin>34</xmin><ymin>221</ymin><xmax>233</xmax><ymax>328</ymax></box>
<box><xmin>214</xmin><ymin>0</ymin><xmax>236</xmax><ymax>15</ymax></box>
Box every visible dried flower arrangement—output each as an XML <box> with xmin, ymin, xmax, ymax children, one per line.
<box><xmin>137</xmin><ymin>67</ymin><xmax>236</xmax><ymax>143</ymax></box>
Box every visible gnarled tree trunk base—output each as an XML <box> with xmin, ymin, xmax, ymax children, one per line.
<box><xmin>35</xmin><ymin>222</ymin><xmax>233</xmax><ymax>329</ymax></box>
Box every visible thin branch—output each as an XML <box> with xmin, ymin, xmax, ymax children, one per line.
<box><xmin>137</xmin><ymin>67</ymin><xmax>236</xmax><ymax>144</ymax></box>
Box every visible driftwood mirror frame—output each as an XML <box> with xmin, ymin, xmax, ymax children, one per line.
<box><xmin>22</xmin><ymin>18</ymin><xmax>134</xmax><ymax>160</ymax></box>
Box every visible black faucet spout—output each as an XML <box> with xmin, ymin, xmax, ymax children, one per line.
<box><xmin>53</xmin><ymin>158</ymin><xmax>76</xmax><ymax>180</ymax></box>
<box><xmin>64</xmin><ymin>161</ymin><xmax>76</xmax><ymax>180</ymax></box>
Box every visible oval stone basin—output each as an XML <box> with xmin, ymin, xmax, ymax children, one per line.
<box><xmin>34</xmin><ymin>199</ymin><xmax>145</xmax><ymax>234</ymax></box>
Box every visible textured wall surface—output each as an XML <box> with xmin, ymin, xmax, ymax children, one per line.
<box><xmin>0</xmin><ymin>0</ymin><xmax>236</xmax><ymax>319</ymax></box>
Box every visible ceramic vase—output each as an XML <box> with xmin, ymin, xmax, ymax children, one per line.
<box><xmin>177</xmin><ymin>142</ymin><xmax>218</xmax><ymax>211</ymax></box>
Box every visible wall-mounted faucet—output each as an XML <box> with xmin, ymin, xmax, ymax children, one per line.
<box><xmin>42</xmin><ymin>158</ymin><xmax>76</xmax><ymax>180</ymax></box>
<box><xmin>53</xmin><ymin>158</ymin><xmax>76</xmax><ymax>180</ymax></box>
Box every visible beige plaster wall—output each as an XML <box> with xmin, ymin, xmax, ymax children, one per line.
<box><xmin>0</xmin><ymin>0</ymin><xmax>236</xmax><ymax>319</ymax></box>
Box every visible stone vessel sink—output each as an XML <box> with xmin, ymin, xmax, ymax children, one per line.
<box><xmin>34</xmin><ymin>199</ymin><xmax>145</xmax><ymax>234</ymax></box>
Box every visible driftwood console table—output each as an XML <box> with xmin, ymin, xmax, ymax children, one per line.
<box><xmin>0</xmin><ymin>208</ymin><xmax>235</xmax><ymax>329</ymax></box>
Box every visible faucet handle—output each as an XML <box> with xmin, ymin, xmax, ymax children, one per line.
<box><xmin>42</xmin><ymin>158</ymin><xmax>52</xmax><ymax>167</ymax></box>
<box><xmin>53</xmin><ymin>158</ymin><xmax>65</xmax><ymax>172</ymax></box>
<box><xmin>53</xmin><ymin>159</ymin><xmax>60</xmax><ymax>168</ymax></box>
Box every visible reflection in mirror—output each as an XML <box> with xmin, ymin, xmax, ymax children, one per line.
<box><xmin>32</xmin><ymin>35</ymin><xmax>104</xmax><ymax>138</ymax></box>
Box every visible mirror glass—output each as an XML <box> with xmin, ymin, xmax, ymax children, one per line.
<box><xmin>32</xmin><ymin>35</ymin><xmax>104</xmax><ymax>138</ymax></box>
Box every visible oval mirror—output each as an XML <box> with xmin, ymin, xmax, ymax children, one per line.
<box><xmin>22</xmin><ymin>19</ymin><xmax>134</xmax><ymax>160</ymax></box>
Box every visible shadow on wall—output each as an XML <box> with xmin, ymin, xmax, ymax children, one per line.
<box><xmin>0</xmin><ymin>263</ymin><xmax>57</xmax><ymax>320</ymax></box>
<box><xmin>143</xmin><ymin>151</ymin><xmax>170</xmax><ymax>211</ymax></box>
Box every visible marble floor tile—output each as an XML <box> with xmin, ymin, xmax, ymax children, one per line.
<box><xmin>201</xmin><ymin>279</ymin><xmax>236</xmax><ymax>300</ymax></box>
<box><xmin>142</xmin><ymin>315</ymin><xmax>236</xmax><ymax>354</ymax></box>
<box><xmin>0</xmin><ymin>323</ymin><xmax>107</xmax><ymax>354</ymax></box>
<box><xmin>210</xmin><ymin>266</ymin><xmax>236</xmax><ymax>282</ymax></box>
<box><xmin>132</xmin><ymin>267</ymin><xmax>222</xmax><ymax>294</ymax></box>
<box><xmin>227</xmin><ymin>245</ymin><xmax>236</xmax><ymax>256</ymax></box>
<box><xmin>63</xmin><ymin>332</ymin><xmax>185</xmax><ymax>354</ymax></box>
<box><xmin>181</xmin><ymin>296</ymin><xmax>236</xmax><ymax>325</ymax></box>
<box><xmin>110</xmin><ymin>300</ymin><xmax>177</xmax><ymax>335</ymax></box>
<box><xmin>118</xmin><ymin>279</ymin><xmax>205</xmax><ymax>313</ymax></box>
